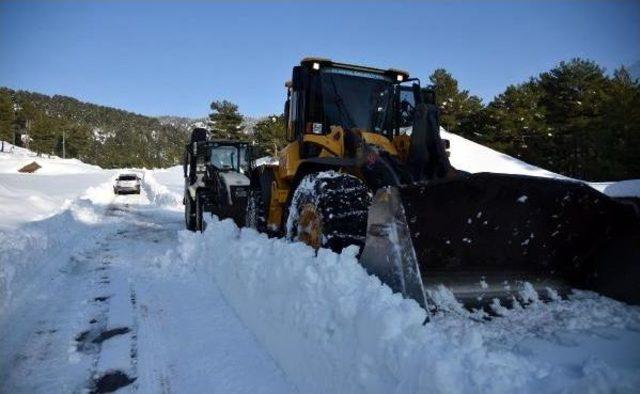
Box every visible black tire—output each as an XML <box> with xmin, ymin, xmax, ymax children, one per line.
<box><xmin>246</xmin><ymin>189</ymin><xmax>267</xmax><ymax>232</ymax></box>
<box><xmin>195</xmin><ymin>192</ymin><xmax>205</xmax><ymax>232</ymax></box>
<box><xmin>185</xmin><ymin>191</ymin><xmax>197</xmax><ymax>231</ymax></box>
<box><xmin>287</xmin><ymin>171</ymin><xmax>371</xmax><ymax>253</ymax></box>
<box><xmin>247</xmin><ymin>168</ymin><xmax>273</xmax><ymax>234</ymax></box>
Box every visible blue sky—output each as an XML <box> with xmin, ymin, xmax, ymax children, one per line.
<box><xmin>1</xmin><ymin>1</ymin><xmax>638</xmax><ymax>118</ymax></box>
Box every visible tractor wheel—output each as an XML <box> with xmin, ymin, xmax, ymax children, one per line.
<box><xmin>246</xmin><ymin>189</ymin><xmax>267</xmax><ymax>233</ymax></box>
<box><xmin>286</xmin><ymin>171</ymin><xmax>371</xmax><ymax>253</ymax></box>
<box><xmin>185</xmin><ymin>191</ymin><xmax>197</xmax><ymax>231</ymax></box>
<box><xmin>195</xmin><ymin>192</ymin><xmax>205</xmax><ymax>232</ymax></box>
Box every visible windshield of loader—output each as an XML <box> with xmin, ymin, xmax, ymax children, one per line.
<box><xmin>319</xmin><ymin>68</ymin><xmax>394</xmax><ymax>135</ymax></box>
<box><xmin>210</xmin><ymin>145</ymin><xmax>247</xmax><ymax>172</ymax></box>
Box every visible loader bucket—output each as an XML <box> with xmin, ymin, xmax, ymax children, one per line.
<box><xmin>360</xmin><ymin>172</ymin><xmax>640</xmax><ymax>310</ymax></box>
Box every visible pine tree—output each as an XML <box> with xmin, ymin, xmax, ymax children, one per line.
<box><xmin>481</xmin><ymin>81</ymin><xmax>550</xmax><ymax>164</ymax></box>
<box><xmin>30</xmin><ymin>112</ymin><xmax>63</xmax><ymax>155</ymax></box>
<box><xmin>56</xmin><ymin>122</ymin><xmax>92</xmax><ymax>159</ymax></box>
<box><xmin>0</xmin><ymin>90</ymin><xmax>14</xmax><ymax>150</ymax></box>
<box><xmin>538</xmin><ymin>58</ymin><xmax>608</xmax><ymax>178</ymax></box>
<box><xmin>596</xmin><ymin>66</ymin><xmax>640</xmax><ymax>179</ymax></box>
<box><xmin>424</xmin><ymin>69</ymin><xmax>483</xmax><ymax>135</ymax></box>
<box><xmin>252</xmin><ymin>115</ymin><xmax>286</xmax><ymax>157</ymax></box>
<box><xmin>209</xmin><ymin>100</ymin><xmax>244</xmax><ymax>139</ymax></box>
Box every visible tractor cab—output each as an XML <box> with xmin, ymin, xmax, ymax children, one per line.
<box><xmin>209</xmin><ymin>141</ymin><xmax>249</xmax><ymax>173</ymax></box>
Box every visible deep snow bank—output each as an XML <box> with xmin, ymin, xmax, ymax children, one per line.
<box><xmin>141</xmin><ymin>170</ymin><xmax>182</xmax><ymax>209</ymax></box>
<box><xmin>0</xmin><ymin>170</ymin><xmax>179</xmax><ymax>313</ymax></box>
<box><xmin>149</xmin><ymin>166</ymin><xmax>184</xmax><ymax>196</ymax></box>
<box><xmin>177</xmin><ymin>218</ymin><xmax>640</xmax><ymax>394</ymax></box>
<box><xmin>0</xmin><ymin>182</ymin><xmax>116</xmax><ymax>311</ymax></box>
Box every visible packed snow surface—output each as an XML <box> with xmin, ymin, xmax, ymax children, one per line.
<box><xmin>1</xmin><ymin>136</ymin><xmax>639</xmax><ymax>393</ymax></box>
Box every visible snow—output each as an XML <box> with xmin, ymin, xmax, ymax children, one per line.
<box><xmin>1</xmin><ymin>135</ymin><xmax>639</xmax><ymax>393</ymax></box>
<box><xmin>178</xmin><ymin>217</ymin><xmax>640</xmax><ymax>393</ymax></box>
<box><xmin>441</xmin><ymin>129</ymin><xmax>640</xmax><ymax>196</ymax></box>
<box><xmin>255</xmin><ymin>155</ymin><xmax>279</xmax><ymax>167</ymax></box>
<box><xmin>0</xmin><ymin>141</ymin><xmax>113</xmax><ymax>228</ymax></box>
<box><xmin>0</xmin><ymin>163</ymin><xmax>292</xmax><ymax>393</ymax></box>
<box><xmin>139</xmin><ymin>169</ymin><xmax>182</xmax><ymax>209</ymax></box>
<box><xmin>0</xmin><ymin>141</ymin><xmax>103</xmax><ymax>175</ymax></box>
<box><xmin>442</xmin><ymin>129</ymin><xmax>566</xmax><ymax>179</ymax></box>
<box><xmin>590</xmin><ymin>179</ymin><xmax>640</xmax><ymax>198</ymax></box>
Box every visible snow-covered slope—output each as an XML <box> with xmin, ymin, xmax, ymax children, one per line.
<box><xmin>0</xmin><ymin>141</ymin><xmax>103</xmax><ymax>175</ymax></box>
<box><xmin>0</xmin><ymin>142</ymin><xmax>114</xmax><ymax>228</ymax></box>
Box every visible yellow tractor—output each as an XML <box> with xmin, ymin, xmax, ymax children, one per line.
<box><xmin>247</xmin><ymin>58</ymin><xmax>640</xmax><ymax>310</ymax></box>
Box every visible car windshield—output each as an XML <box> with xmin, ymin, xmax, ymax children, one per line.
<box><xmin>210</xmin><ymin>145</ymin><xmax>247</xmax><ymax>172</ymax></box>
<box><xmin>320</xmin><ymin>68</ymin><xmax>394</xmax><ymax>134</ymax></box>
<box><xmin>118</xmin><ymin>175</ymin><xmax>137</xmax><ymax>181</ymax></box>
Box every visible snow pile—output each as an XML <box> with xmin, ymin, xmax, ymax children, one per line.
<box><xmin>255</xmin><ymin>155</ymin><xmax>279</xmax><ymax>167</ymax></box>
<box><xmin>0</xmin><ymin>192</ymin><xmax>109</xmax><ymax>311</ymax></box>
<box><xmin>590</xmin><ymin>179</ymin><xmax>640</xmax><ymax>198</ymax></box>
<box><xmin>441</xmin><ymin>129</ymin><xmax>565</xmax><ymax>179</ymax></box>
<box><xmin>149</xmin><ymin>166</ymin><xmax>184</xmax><ymax>196</ymax></box>
<box><xmin>83</xmin><ymin>177</ymin><xmax>120</xmax><ymax>205</ymax></box>
<box><xmin>441</xmin><ymin>130</ymin><xmax>640</xmax><ymax>197</ymax></box>
<box><xmin>140</xmin><ymin>170</ymin><xmax>181</xmax><ymax>209</ymax></box>
<box><xmin>177</xmin><ymin>218</ymin><xmax>640</xmax><ymax>393</ymax></box>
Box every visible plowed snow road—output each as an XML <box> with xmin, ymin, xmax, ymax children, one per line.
<box><xmin>0</xmin><ymin>192</ymin><xmax>294</xmax><ymax>393</ymax></box>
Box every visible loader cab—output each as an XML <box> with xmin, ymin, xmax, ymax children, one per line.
<box><xmin>284</xmin><ymin>58</ymin><xmax>420</xmax><ymax>143</ymax></box>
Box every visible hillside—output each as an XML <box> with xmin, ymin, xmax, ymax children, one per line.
<box><xmin>155</xmin><ymin>114</ymin><xmax>265</xmax><ymax>135</ymax></box>
<box><xmin>0</xmin><ymin>87</ymin><xmax>190</xmax><ymax>169</ymax></box>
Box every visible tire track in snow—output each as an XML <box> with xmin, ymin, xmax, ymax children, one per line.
<box><xmin>2</xmin><ymin>185</ymin><xmax>294</xmax><ymax>393</ymax></box>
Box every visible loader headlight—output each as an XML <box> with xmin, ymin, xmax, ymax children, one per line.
<box><xmin>396</xmin><ymin>74</ymin><xmax>404</xmax><ymax>82</ymax></box>
<box><xmin>312</xmin><ymin>62</ymin><xmax>321</xmax><ymax>70</ymax></box>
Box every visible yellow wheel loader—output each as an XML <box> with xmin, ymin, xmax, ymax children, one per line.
<box><xmin>247</xmin><ymin>58</ymin><xmax>640</xmax><ymax>311</ymax></box>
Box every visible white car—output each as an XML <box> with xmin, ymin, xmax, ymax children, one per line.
<box><xmin>113</xmin><ymin>173</ymin><xmax>141</xmax><ymax>195</ymax></box>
